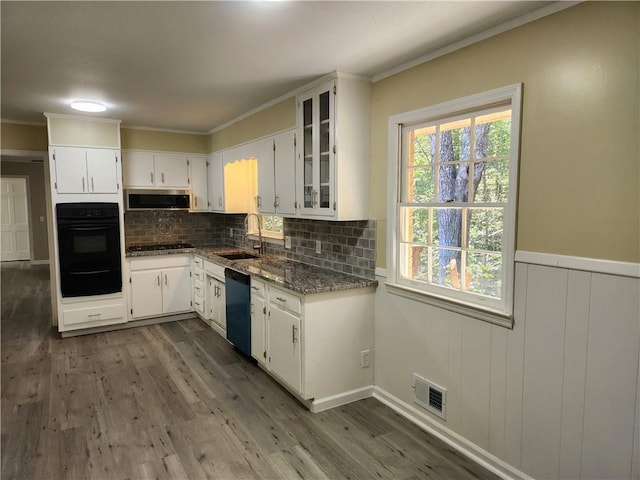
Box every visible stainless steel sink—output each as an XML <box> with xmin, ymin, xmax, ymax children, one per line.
<box><xmin>218</xmin><ymin>252</ymin><xmax>258</xmax><ymax>260</ymax></box>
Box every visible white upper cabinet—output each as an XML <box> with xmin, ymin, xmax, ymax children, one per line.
<box><xmin>273</xmin><ymin>130</ymin><xmax>297</xmax><ymax>217</ymax></box>
<box><xmin>207</xmin><ymin>152</ymin><xmax>224</xmax><ymax>212</ymax></box>
<box><xmin>122</xmin><ymin>151</ymin><xmax>189</xmax><ymax>189</ymax></box>
<box><xmin>254</xmin><ymin>137</ymin><xmax>277</xmax><ymax>214</ymax></box>
<box><xmin>246</xmin><ymin>129</ymin><xmax>297</xmax><ymax>217</ymax></box>
<box><xmin>296</xmin><ymin>74</ymin><xmax>371</xmax><ymax>220</ymax></box>
<box><xmin>188</xmin><ymin>155</ymin><xmax>208</xmax><ymax>212</ymax></box>
<box><xmin>155</xmin><ymin>153</ymin><xmax>189</xmax><ymax>188</ymax></box>
<box><xmin>52</xmin><ymin>146</ymin><xmax>119</xmax><ymax>194</ymax></box>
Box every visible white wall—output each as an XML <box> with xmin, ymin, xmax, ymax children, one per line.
<box><xmin>374</xmin><ymin>256</ymin><xmax>640</xmax><ymax>480</ymax></box>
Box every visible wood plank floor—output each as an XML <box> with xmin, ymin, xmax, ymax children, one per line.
<box><xmin>1</xmin><ymin>261</ymin><xmax>500</xmax><ymax>480</ymax></box>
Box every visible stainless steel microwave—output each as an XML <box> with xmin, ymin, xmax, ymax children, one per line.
<box><xmin>125</xmin><ymin>189</ymin><xmax>191</xmax><ymax>211</ymax></box>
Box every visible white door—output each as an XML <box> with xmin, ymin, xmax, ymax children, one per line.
<box><xmin>268</xmin><ymin>304</ymin><xmax>301</xmax><ymax>393</ymax></box>
<box><xmin>1</xmin><ymin>178</ymin><xmax>30</xmax><ymax>261</ymax></box>
<box><xmin>255</xmin><ymin>138</ymin><xmax>276</xmax><ymax>214</ymax></box>
<box><xmin>122</xmin><ymin>151</ymin><xmax>155</xmax><ymax>188</ymax></box>
<box><xmin>274</xmin><ymin>130</ymin><xmax>297</xmax><ymax>216</ymax></box>
<box><xmin>188</xmin><ymin>156</ymin><xmax>208</xmax><ymax>212</ymax></box>
<box><xmin>86</xmin><ymin>149</ymin><xmax>119</xmax><ymax>193</ymax></box>
<box><xmin>130</xmin><ymin>270</ymin><xmax>163</xmax><ymax>318</ymax></box>
<box><xmin>53</xmin><ymin>146</ymin><xmax>87</xmax><ymax>193</ymax></box>
<box><xmin>162</xmin><ymin>266</ymin><xmax>192</xmax><ymax>314</ymax></box>
<box><xmin>154</xmin><ymin>153</ymin><xmax>189</xmax><ymax>188</ymax></box>
<box><xmin>207</xmin><ymin>152</ymin><xmax>224</xmax><ymax>212</ymax></box>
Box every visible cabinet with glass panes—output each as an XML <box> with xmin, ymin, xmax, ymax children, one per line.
<box><xmin>296</xmin><ymin>72</ymin><xmax>371</xmax><ymax>220</ymax></box>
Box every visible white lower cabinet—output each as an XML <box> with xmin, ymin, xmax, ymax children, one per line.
<box><xmin>250</xmin><ymin>278</ymin><xmax>267</xmax><ymax>366</ymax></box>
<box><xmin>269</xmin><ymin>301</ymin><xmax>302</xmax><ymax>393</ymax></box>
<box><xmin>251</xmin><ymin>277</ymin><xmax>375</xmax><ymax>404</ymax></box>
<box><xmin>203</xmin><ymin>259</ymin><xmax>226</xmax><ymax>336</ymax></box>
<box><xmin>128</xmin><ymin>255</ymin><xmax>192</xmax><ymax>319</ymax></box>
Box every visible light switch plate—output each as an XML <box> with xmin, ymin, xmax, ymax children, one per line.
<box><xmin>285</xmin><ymin>236</ymin><xmax>292</xmax><ymax>249</ymax></box>
<box><xmin>315</xmin><ymin>240</ymin><xmax>321</xmax><ymax>254</ymax></box>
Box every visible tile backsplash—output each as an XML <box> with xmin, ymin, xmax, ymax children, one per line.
<box><xmin>124</xmin><ymin>211</ymin><xmax>376</xmax><ymax>280</ymax></box>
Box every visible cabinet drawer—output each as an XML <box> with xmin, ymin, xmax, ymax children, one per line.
<box><xmin>193</xmin><ymin>268</ymin><xmax>204</xmax><ymax>282</ymax></box>
<box><xmin>193</xmin><ymin>256</ymin><xmax>204</xmax><ymax>269</ymax></box>
<box><xmin>251</xmin><ymin>278</ymin><xmax>266</xmax><ymax>298</ymax></box>
<box><xmin>270</xmin><ymin>286</ymin><xmax>301</xmax><ymax>315</ymax></box>
<box><xmin>193</xmin><ymin>280</ymin><xmax>204</xmax><ymax>298</ymax></box>
<box><xmin>63</xmin><ymin>302</ymin><xmax>125</xmax><ymax>327</ymax></box>
<box><xmin>204</xmin><ymin>260</ymin><xmax>225</xmax><ymax>279</ymax></box>
<box><xmin>129</xmin><ymin>255</ymin><xmax>191</xmax><ymax>271</ymax></box>
<box><xmin>193</xmin><ymin>295</ymin><xmax>205</xmax><ymax>315</ymax></box>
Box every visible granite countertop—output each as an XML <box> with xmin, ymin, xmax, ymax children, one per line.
<box><xmin>126</xmin><ymin>245</ymin><xmax>378</xmax><ymax>295</ymax></box>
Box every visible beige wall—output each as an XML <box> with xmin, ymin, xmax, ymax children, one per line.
<box><xmin>1</xmin><ymin>123</ymin><xmax>48</xmax><ymax>151</ymax></box>
<box><xmin>121</xmin><ymin>128</ymin><xmax>208</xmax><ymax>153</ymax></box>
<box><xmin>371</xmin><ymin>2</ymin><xmax>639</xmax><ymax>266</ymax></box>
<box><xmin>207</xmin><ymin>98</ymin><xmax>296</xmax><ymax>152</ymax></box>
<box><xmin>0</xmin><ymin>161</ymin><xmax>49</xmax><ymax>261</ymax></box>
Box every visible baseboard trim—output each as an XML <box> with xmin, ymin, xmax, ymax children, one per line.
<box><xmin>30</xmin><ymin>259</ymin><xmax>50</xmax><ymax>265</ymax></box>
<box><xmin>515</xmin><ymin>250</ymin><xmax>639</xmax><ymax>278</ymax></box>
<box><xmin>372</xmin><ymin>386</ymin><xmax>532</xmax><ymax>480</ymax></box>
<box><xmin>60</xmin><ymin>313</ymin><xmax>197</xmax><ymax>337</ymax></box>
<box><xmin>310</xmin><ymin>385</ymin><xmax>375</xmax><ymax>413</ymax></box>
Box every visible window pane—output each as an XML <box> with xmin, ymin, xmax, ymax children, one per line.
<box><xmin>467</xmin><ymin>208</ymin><xmax>503</xmax><ymax>251</ymax></box>
<box><xmin>476</xmin><ymin>112</ymin><xmax>511</xmax><ymax>159</ymax></box>
<box><xmin>409</xmin><ymin>127</ymin><xmax>435</xmax><ymax>166</ymax></box>
<box><xmin>466</xmin><ymin>251</ymin><xmax>502</xmax><ymax>299</ymax></box>
<box><xmin>400</xmin><ymin>207</ymin><xmax>429</xmax><ymax>244</ymax></box>
<box><xmin>405</xmin><ymin>165</ymin><xmax>435</xmax><ymax>203</ymax></box>
<box><xmin>432</xmin><ymin>208</ymin><xmax>462</xmax><ymax>247</ymax></box>
<box><xmin>472</xmin><ymin>159</ymin><xmax>509</xmax><ymax>203</ymax></box>
<box><xmin>431</xmin><ymin>247</ymin><xmax>461</xmax><ymax>289</ymax></box>
<box><xmin>399</xmin><ymin>243</ymin><xmax>429</xmax><ymax>282</ymax></box>
<box><xmin>440</xmin><ymin>119</ymin><xmax>471</xmax><ymax>162</ymax></box>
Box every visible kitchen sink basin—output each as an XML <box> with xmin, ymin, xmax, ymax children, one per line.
<box><xmin>218</xmin><ymin>252</ymin><xmax>259</xmax><ymax>260</ymax></box>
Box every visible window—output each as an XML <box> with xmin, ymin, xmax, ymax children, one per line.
<box><xmin>387</xmin><ymin>85</ymin><xmax>521</xmax><ymax>326</ymax></box>
<box><xmin>261</xmin><ymin>215</ymin><xmax>283</xmax><ymax>239</ymax></box>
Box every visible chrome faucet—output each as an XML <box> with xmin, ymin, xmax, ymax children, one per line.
<box><xmin>245</xmin><ymin>213</ymin><xmax>264</xmax><ymax>255</ymax></box>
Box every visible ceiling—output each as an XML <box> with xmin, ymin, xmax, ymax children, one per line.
<box><xmin>2</xmin><ymin>1</ymin><xmax>554</xmax><ymax>134</ymax></box>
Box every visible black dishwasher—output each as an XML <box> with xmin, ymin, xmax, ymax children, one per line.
<box><xmin>224</xmin><ymin>268</ymin><xmax>251</xmax><ymax>357</ymax></box>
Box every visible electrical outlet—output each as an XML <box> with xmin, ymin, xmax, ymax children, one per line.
<box><xmin>315</xmin><ymin>239</ymin><xmax>321</xmax><ymax>254</ymax></box>
<box><xmin>229</xmin><ymin>228</ymin><xmax>233</xmax><ymax>238</ymax></box>
<box><xmin>360</xmin><ymin>350</ymin><xmax>371</xmax><ymax>368</ymax></box>
<box><xmin>285</xmin><ymin>236</ymin><xmax>292</xmax><ymax>249</ymax></box>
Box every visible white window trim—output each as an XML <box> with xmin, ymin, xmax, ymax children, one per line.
<box><xmin>386</xmin><ymin>84</ymin><xmax>522</xmax><ymax>328</ymax></box>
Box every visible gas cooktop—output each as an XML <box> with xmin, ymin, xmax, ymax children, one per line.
<box><xmin>128</xmin><ymin>243</ymin><xmax>194</xmax><ymax>252</ymax></box>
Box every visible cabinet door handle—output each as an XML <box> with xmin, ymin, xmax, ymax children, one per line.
<box><xmin>274</xmin><ymin>196</ymin><xmax>279</xmax><ymax>208</ymax></box>
<box><xmin>256</xmin><ymin>195</ymin><xmax>261</xmax><ymax>208</ymax></box>
<box><xmin>151</xmin><ymin>172</ymin><xmax>154</xmax><ymax>183</ymax></box>
<box><xmin>157</xmin><ymin>275</ymin><xmax>161</xmax><ymax>286</ymax></box>
<box><xmin>82</xmin><ymin>177</ymin><xmax>86</xmax><ymax>192</ymax></box>
<box><xmin>251</xmin><ymin>286</ymin><xmax>259</xmax><ymax>291</ymax></box>
<box><xmin>91</xmin><ymin>177</ymin><xmax>95</xmax><ymax>192</ymax></box>
<box><xmin>164</xmin><ymin>274</ymin><xmax>168</xmax><ymax>286</ymax></box>
<box><xmin>292</xmin><ymin>325</ymin><xmax>297</xmax><ymax>343</ymax></box>
<box><xmin>276</xmin><ymin>297</ymin><xmax>287</xmax><ymax>303</ymax></box>
<box><xmin>195</xmin><ymin>197</ymin><xmax>198</xmax><ymax>207</ymax></box>
<box><xmin>312</xmin><ymin>189</ymin><xmax>318</xmax><ymax>206</ymax></box>
<box><xmin>161</xmin><ymin>172</ymin><xmax>165</xmax><ymax>183</ymax></box>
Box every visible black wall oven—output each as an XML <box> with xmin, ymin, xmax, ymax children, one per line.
<box><xmin>56</xmin><ymin>202</ymin><xmax>122</xmax><ymax>298</ymax></box>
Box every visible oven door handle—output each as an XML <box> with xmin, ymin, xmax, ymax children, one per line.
<box><xmin>68</xmin><ymin>269</ymin><xmax>113</xmax><ymax>275</ymax></box>
<box><xmin>63</xmin><ymin>226</ymin><xmax>112</xmax><ymax>232</ymax></box>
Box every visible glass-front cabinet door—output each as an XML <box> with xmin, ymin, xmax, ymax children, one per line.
<box><xmin>298</xmin><ymin>80</ymin><xmax>335</xmax><ymax>217</ymax></box>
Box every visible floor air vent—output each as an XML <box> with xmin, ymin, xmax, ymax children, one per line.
<box><xmin>413</xmin><ymin>373</ymin><xmax>446</xmax><ymax>420</ymax></box>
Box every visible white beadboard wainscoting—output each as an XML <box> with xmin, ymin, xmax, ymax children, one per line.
<box><xmin>373</xmin><ymin>252</ymin><xmax>640</xmax><ymax>480</ymax></box>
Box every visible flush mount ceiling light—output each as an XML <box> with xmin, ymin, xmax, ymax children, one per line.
<box><xmin>70</xmin><ymin>100</ymin><xmax>107</xmax><ymax>113</ymax></box>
